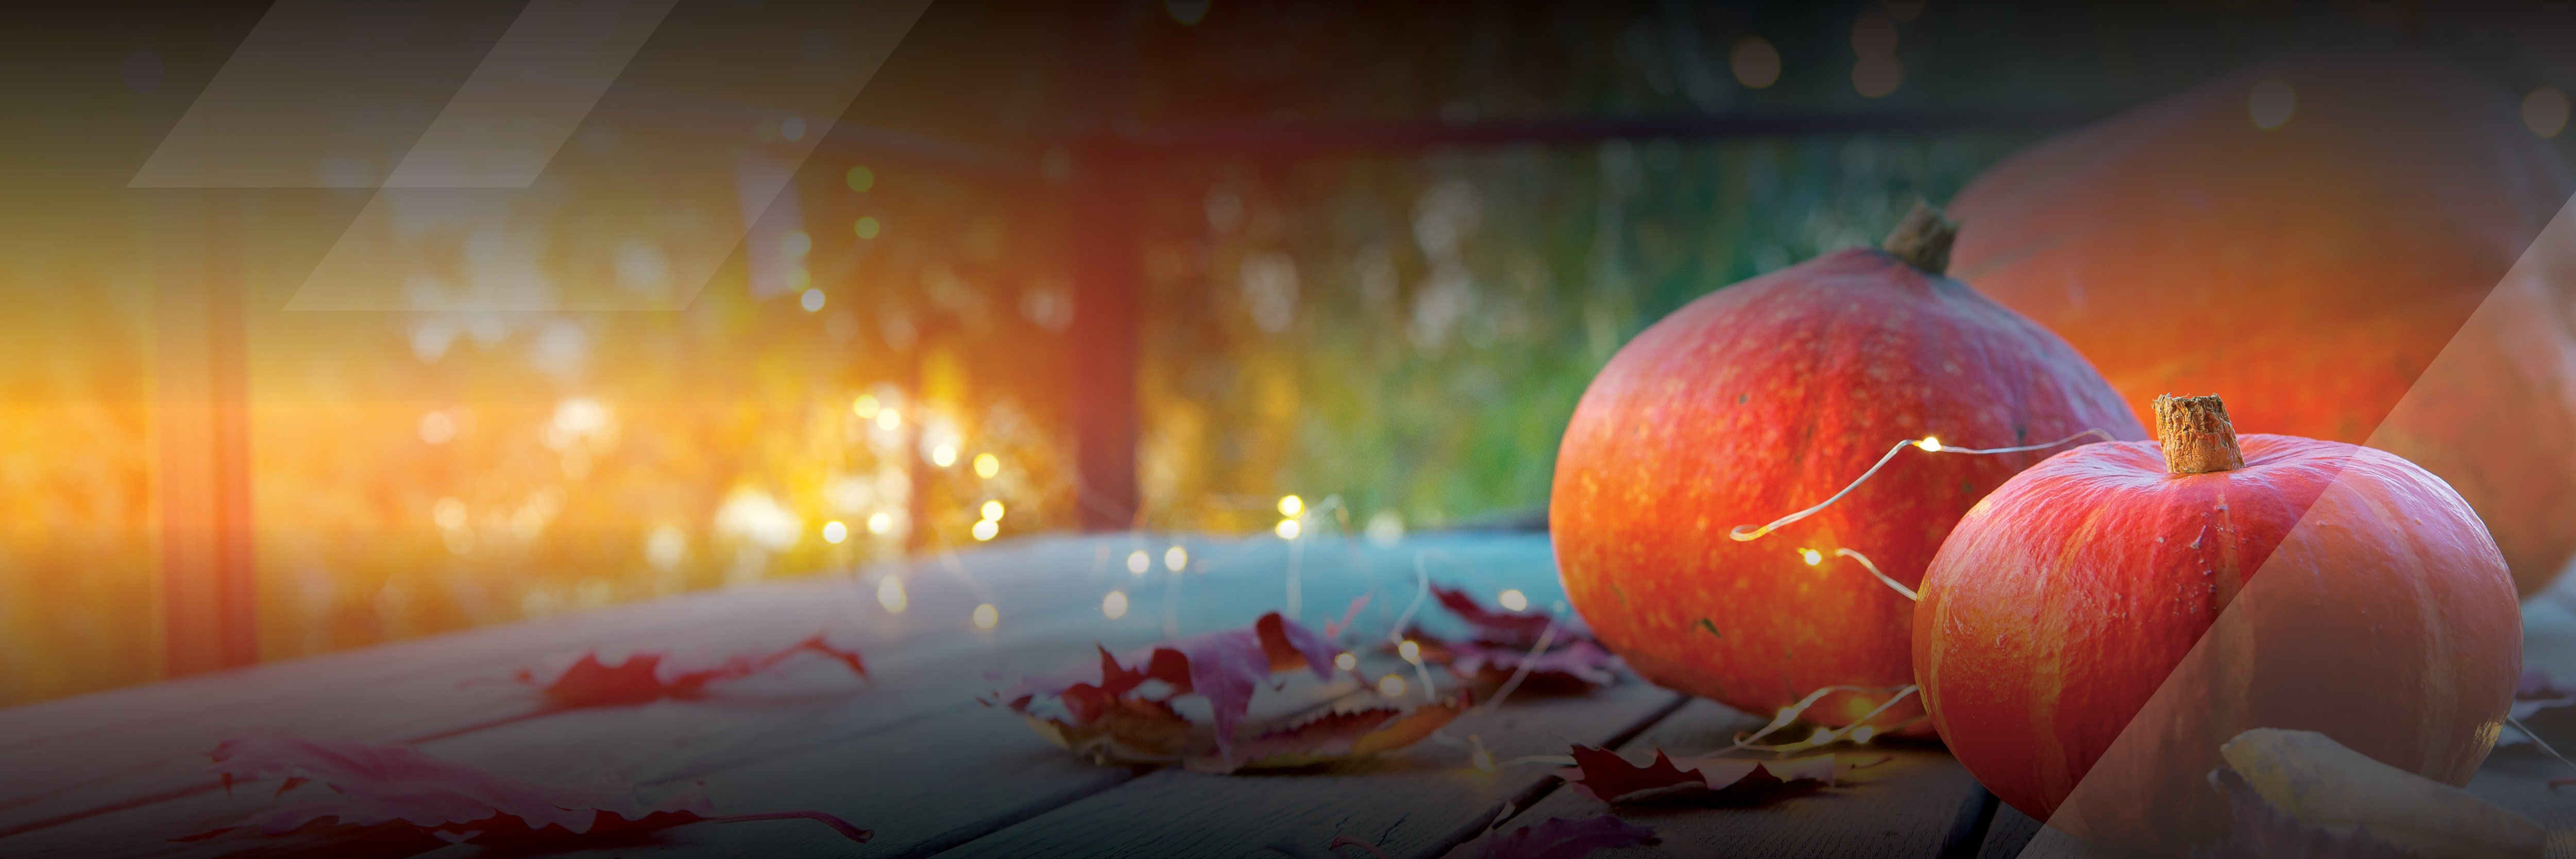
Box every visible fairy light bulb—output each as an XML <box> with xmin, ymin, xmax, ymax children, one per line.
<box><xmin>1164</xmin><ymin>545</ymin><xmax>1188</xmax><ymax>571</ymax></box>
<box><xmin>1801</xmin><ymin>548</ymin><xmax>1824</xmax><ymax>566</ymax></box>
<box><xmin>1275</xmin><ymin>519</ymin><xmax>1301</xmax><ymax>540</ymax></box>
<box><xmin>1278</xmin><ymin>495</ymin><xmax>1304</xmax><ymax>517</ymax></box>
<box><xmin>1851</xmin><ymin>726</ymin><xmax>1878</xmax><ymax>744</ymax></box>
<box><xmin>1916</xmin><ymin>436</ymin><xmax>1942</xmax><ymax>452</ymax></box>
<box><xmin>1126</xmin><ymin>550</ymin><xmax>1150</xmax><ymax>575</ymax></box>
<box><xmin>1803</xmin><ymin>727</ymin><xmax>1835</xmax><ymax>746</ymax></box>
<box><xmin>866</xmin><ymin>512</ymin><xmax>892</xmax><ymax>535</ymax></box>
<box><xmin>1334</xmin><ymin>652</ymin><xmax>1358</xmax><ymax>671</ymax></box>
<box><xmin>1398</xmin><ymin>639</ymin><xmax>1422</xmax><ymax>664</ymax></box>
<box><xmin>877</xmin><ymin>577</ymin><xmax>907</xmax><ymax>613</ymax></box>
<box><xmin>980</xmin><ymin>500</ymin><xmax>1005</xmax><ymax>521</ymax></box>
<box><xmin>821</xmin><ymin>520</ymin><xmax>847</xmax><ymax>544</ymax></box>
<box><xmin>1498</xmin><ymin>589</ymin><xmax>1529</xmax><ymax>612</ymax></box>
<box><xmin>973</xmin><ymin>452</ymin><xmax>1001</xmax><ymax>478</ymax></box>
<box><xmin>972</xmin><ymin>602</ymin><xmax>998</xmax><ymax>630</ymax></box>
<box><xmin>971</xmin><ymin>519</ymin><xmax>999</xmax><ymax>542</ymax></box>
<box><xmin>1378</xmin><ymin>675</ymin><xmax>1407</xmax><ymax>697</ymax></box>
<box><xmin>1102</xmin><ymin>590</ymin><xmax>1129</xmax><ymax>619</ymax></box>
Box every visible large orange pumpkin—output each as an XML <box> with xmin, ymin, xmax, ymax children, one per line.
<box><xmin>1950</xmin><ymin>53</ymin><xmax>2576</xmax><ymax>596</ymax></box>
<box><xmin>1552</xmin><ymin>207</ymin><xmax>2144</xmax><ymax>729</ymax></box>
<box><xmin>1915</xmin><ymin>395</ymin><xmax>2520</xmax><ymax>852</ymax></box>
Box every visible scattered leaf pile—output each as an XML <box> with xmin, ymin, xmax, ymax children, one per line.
<box><xmin>477</xmin><ymin>634</ymin><xmax>868</xmax><ymax>711</ymax></box>
<box><xmin>182</xmin><ymin>737</ymin><xmax>868</xmax><ymax>853</ymax></box>
<box><xmin>996</xmin><ymin>612</ymin><xmax>1465</xmax><ymax>771</ymax></box>
<box><xmin>1405</xmin><ymin>584</ymin><xmax>1620</xmax><ymax>692</ymax></box>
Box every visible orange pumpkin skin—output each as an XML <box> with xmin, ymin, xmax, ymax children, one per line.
<box><xmin>1914</xmin><ymin>435</ymin><xmax>2520</xmax><ymax>851</ymax></box>
<box><xmin>1552</xmin><ymin>246</ymin><xmax>2144</xmax><ymax>728</ymax></box>
<box><xmin>1948</xmin><ymin>54</ymin><xmax>2576</xmax><ymax>596</ymax></box>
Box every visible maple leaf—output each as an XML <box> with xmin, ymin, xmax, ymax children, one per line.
<box><xmin>1301</xmin><ymin>814</ymin><xmax>1656</xmax><ymax>859</ymax></box>
<box><xmin>1434</xmin><ymin>637</ymin><xmax>1620</xmax><ymax>689</ymax></box>
<box><xmin>1184</xmin><ymin>693</ymin><xmax>1473</xmax><ymax>773</ymax></box>
<box><xmin>999</xmin><ymin>612</ymin><xmax>1340</xmax><ymax>763</ymax></box>
<box><xmin>480</xmin><ymin>634</ymin><xmax>867</xmax><ymax>712</ymax></box>
<box><xmin>1558</xmin><ymin>745</ymin><xmax>1835</xmax><ymax>804</ymax></box>
<box><xmin>1429</xmin><ymin>583</ymin><xmax>1567</xmax><ymax>648</ymax></box>
<box><xmin>2513</xmin><ymin>667</ymin><xmax>2575</xmax><ymax>720</ymax></box>
<box><xmin>184</xmin><ymin>737</ymin><xmax>867</xmax><ymax>851</ymax></box>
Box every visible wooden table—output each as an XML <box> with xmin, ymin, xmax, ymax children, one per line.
<box><xmin>2</xmin><ymin>532</ymin><xmax>2570</xmax><ymax>858</ymax></box>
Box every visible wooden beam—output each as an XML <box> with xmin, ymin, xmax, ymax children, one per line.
<box><xmin>148</xmin><ymin>196</ymin><xmax>257</xmax><ymax>677</ymax></box>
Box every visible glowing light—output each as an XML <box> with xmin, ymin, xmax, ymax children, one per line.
<box><xmin>1334</xmin><ymin>652</ymin><xmax>1358</xmax><ymax>671</ymax></box>
<box><xmin>1275</xmin><ymin>519</ymin><xmax>1301</xmax><ymax>540</ymax></box>
<box><xmin>973</xmin><ymin>602</ymin><xmax>998</xmax><ymax>630</ymax></box>
<box><xmin>875</xmin><ymin>408</ymin><xmax>901</xmax><ymax>431</ymax></box>
<box><xmin>1472</xmin><ymin>747</ymin><xmax>1497</xmax><ymax>772</ymax></box>
<box><xmin>845</xmin><ymin>165</ymin><xmax>874</xmax><ymax>192</ymax></box>
<box><xmin>1377</xmin><ymin>675</ymin><xmax>1408</xmax><ymax>697</ymax></box>
<box><xmin>1801</xmin><ymin>548</ymin><xmax>1825</xmax><ymax>566</ymax></box>
<box><xmin>1852</xmin><ymin>726</ymin><xmax>1878</xmax><ymax>744</ymax></box>
<box><xmin>1278</xmin><ymin>495</ymin><xmax>1304</xmax><ymax>517</ymax></box>
<box><xmin>1103</xmin><ymin>590</ymin><xmax>1129</xmax><ymax>619</ymax></box>
<box><xmin>877</xmin><ymin>577</ymin><xmax>907</xmax><ymax>613</ymax></box>
<box><xmin>1731</xmin><ymin>37</ymin><xmax>1781</xmax><ymax>89</ymax></box>
<box><xmin>779</xmin><ymin>116</ymin><xmax>806</xmax><ymax>142</ymax></box>
<box><xmin>2250</xmin><ymin>79</ymin><xmax>2295</xmax><ymax>130</ymax></box>
<box><xmin>433</xmin><ymin>497</ymin><xmax>469</xmax><ymax>531</ymax></box>
<box><xmin>2528</xmin><ymin>87</ymin><xmax>2570</xmax><ymax>138</ymax></box>
<box><xmin>853</xmin><ymin>394</ymin><xmax>881</xmax><ymax>418</ymax></box>
<box><xmin>822</xmin><ymin>520</ymin><xmax>848</xmax><ymax>544</ymax></box>
<box><xmin>980</xmin><ymin>500</ymin><xmax>1005</xmax><ymax>521</ymax></box>
<box><xmin>1853</xmin><ymin>58</ymin><xmax>1903</xmax><ymax>98</ymax></box>
<box><xmin>1851</xmin><ymin>13</ymin><xmax>1898</xmax><ymax>59</ymax></box>
<box><xmin>931</xmin><ymin>444</ymin><xmax>958</xmax><ymax>467</ymax></box>
<box><xmin>1498</xmin><ymin>589</ymin><xmax>1529</xmax><ymax>612</ymax></box>
<box><xmin>867</xmin><ymin>512</ymin><xmax>893</xmax><ymax>535</ymax></box>
<box><xmin>800</xmin><ymin>288</ymin><xmax>826</xmax><ymax>312</ymax></box>
<box><xmin>1398</xmin><ymin>640</ymin><xmax>1423</xmax><ymax>664</ymax></box>
<box><xmin>1804</xmin><ymin>727</ymin><xmax>1836</xmax><ymax>746</ymax></box>
<box><xmin>1126</xmin><ymin>550</ymin><xmax>1151</xmax><ymax>575</ymax></box>
<box><xmin>854</xmin><ymin>216</ymin><xmax>882</xmax><ymax>240</ymax></box>
<box><xmin>973</xmin><ymin>452</ymin><xmax>1001</xmax><ymax>478</ymax></box>
<box><xmin>1164</xmin><ymin>545</ymin><xmax>1189</xmax><ymax>571</ymax></box>
<box><xmin>1916</xmin><ymin>436</ymin><xmax>1942</xmax><ymax>452</ymax></box>
<box><xmin>418</xmin><ymin>411</ymin><xmax>457</xmax><ymax>445</ymax></box>
<box><xmin>781</xmin><ymin>230</ymin><xmax>811</xmax><ymax>257</ymax></box>
<box><xmin>643</xmin><ymin>525</ymin><xmax>686</xmax><ymax>571</ymax></box>
<box><xmin>971</xmin><ymin>519</ymin><xmax>999</xmax><ymax>542</ymax></box>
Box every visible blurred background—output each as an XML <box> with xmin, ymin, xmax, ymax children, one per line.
<box><xmin>7</xmin><ymin>0</ymin><xmax>2576</xmax><ymax>704</ymax></box>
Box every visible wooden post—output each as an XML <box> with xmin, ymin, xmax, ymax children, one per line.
<box><xmin>149</xmin><ymin>196</ymin><xmax>257</xmax><ymax>676</ymax></box>
<box><xmin>1060</xmin><ymin>0</ymin><xmax>1145</xmax><ymax>532</ymax></box>
<box><xmin>1066</xmin><ymin>163</ymin><xmax>1142</xmax><ymax>531</ymax></box>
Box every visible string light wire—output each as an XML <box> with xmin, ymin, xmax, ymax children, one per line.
<box><xmin>1728</xmin><ymin>428</ymin><xmax>2116</xmax><ymax>543</ymax></box>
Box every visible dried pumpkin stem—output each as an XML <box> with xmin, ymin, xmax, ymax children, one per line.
<box><xmin>2155</xmin><ymin>394</ymin><xmax>2246</xmax><ymax>475</ymax></box>
<box><xmin>1881</xmin><ymin>199</ymin><xmax>1958</xmax><ymax>275</ymax></box>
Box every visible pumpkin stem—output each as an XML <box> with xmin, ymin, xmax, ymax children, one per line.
<box><xmin>1882</xmin><ymin>200</ymin><xmax>1958</xmax><ymax>275</ymax></box>
<box><xmin>2155</xmin><ymin>394</ymin><xmax>2246</xmax><ymax>475</ymax></box>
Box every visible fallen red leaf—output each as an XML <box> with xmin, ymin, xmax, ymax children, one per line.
<box><xmin>2515</xmin><ymin>667</ymin><xmax>2575</xmax><ymax>720</ymax></box>
<box><xmin>1187</xmin><ymin>693</ymin><xmax>1473</xmax><ymax>773</ymax></box>
<box><xmin>480</xmin><ymin>634</ymin><xmax>867</xmax><ymax>711</ymax></box>
<box><xmin>1440</xmin><ymin>638</ymin><xmax>1619</xmax><ymax>689</ymax></box>
<box><xmin>1000</xmin><ymin>612</ymin><xmax>1338</xmax><ymax>763</ymax></box>
<box><xmin>1430</xmin><ymin>583</ymin><xmax>1564</xmax><ymax>648</ymax></box>
<box><xmin>184</xmin><ymin>737</ymin><xmax>867</xmax><ymax>850</ymax></box>
<box><xmin>1559</xmin><ymin>745</ymin><xmax>1834</xmax><ymax>804</ymax></box>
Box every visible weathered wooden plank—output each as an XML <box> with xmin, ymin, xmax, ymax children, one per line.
<box><xmin>1976</xmin><ymin>804</ymin><xmax>2044</xmax><ymax>859</ymax></box>
<box><xmin>931</xmin><ymin>683</ymin><xmax>1691</xmax><ymax>859</ymax></box>
<box><xmin>0</xmin><ymin>533</ymin><xmax>1575</xmax><ymax>857</ymax></box>
<box><xmin>1501</xmin><ymin>700</ymin><xmax>1990</xmax><ymax>859</ymax></box>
